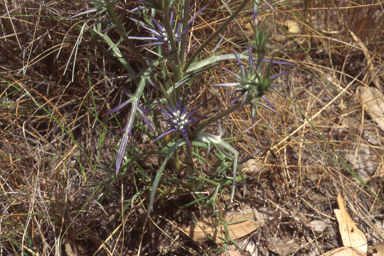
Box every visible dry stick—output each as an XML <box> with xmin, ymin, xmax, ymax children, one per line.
<box><xmin>272</xmin><ymin>68</ymin><xmax>365</xmax><ymax>150</ymax></box>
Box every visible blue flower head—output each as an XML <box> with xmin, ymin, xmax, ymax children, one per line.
<box><xmin>153</xmin><ymin>99</ymin><xmax>210</xmax><ymax>147</ymax></box>
<box><xmin>128</xmin><ymin>6</ymin><xmax>206</xmax><ymax>50</ymax></box>
<box><xmin>129</xmin><ymin>12</ymin><xmax>187</xmax><ymax>49</ymax></box>
<box><xmin>213</xmin><ymin>47</ymin><xmax>290</xmax><ymax>123</ymax></box>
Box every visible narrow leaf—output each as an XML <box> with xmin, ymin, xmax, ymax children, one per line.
<box><xmin>147</xmin><ymin>141</ymin><xmax>185</xmax><ymax>218</ymax></box>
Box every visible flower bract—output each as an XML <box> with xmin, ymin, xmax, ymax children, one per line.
<box><xmin>153</xmin><ymin>99</ymin><xmax>209</xmax><ymax>147</ymax></box>
<box><xmin>128</xmin><ymin>6</ymin><xmax>206</xmax><ymax>50</ymax></box>
<box><xmin>129</xmin><ymin>12</ymin><xmax>187</xmax><ymax>49</ymax></box>
<box><xmin>213</xmin><ymin>47</ymin><xmax>290</xmax><ymax>123</ymax></box>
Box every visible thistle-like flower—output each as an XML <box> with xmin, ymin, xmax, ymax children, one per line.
<box><xmin>213</xmin><ymin>47</ymin><xmax>290</xmax><ymax>123</ymax></box>
<box><xmin>129</xmin><ymin>12</ymin><xmax>186</xmax><ymax>49</ymax></box>
<box><xmin>128</xmin><ymin>6</ymin><xmax>206</xmax><ymax>49</ymax></box>
<box><xmin>153</xmin><ymin>99</ymin><xmax>210</xmax><ymax>147</ymax></box>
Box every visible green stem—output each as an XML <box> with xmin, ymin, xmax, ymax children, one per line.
<box><xmin>105</xmin><ymin>0</ymin><xmax>148</xmax><ymax>68</ymax></box>
<box><xmin>190</xmin><ymin>102</ymin><xmax>242</xmax><ymax>140</ymax></box>
<box><xmin>198</xmin><ymin>176</ymin><xmax>220</xmax><ymax>186</ymax></box>
<box><xmin>180</xmin><ymin>0</ymin><xmax>191</xmax><ymax>64</ymax></box>
<box><xmin>163</xmin><ymin>8</ymin><xmax>180</xmax><ymax>66</ymax></box>
<box><xmin>92</xmin><ymin>27</ymin><xmax>141</xmax><ymax>85</ymax></box>
<box><xmin>163</xmin><ymin>8</ymin><xmax>183</xmax><ymax>99</ymax></box>
<box><xmin>183</xmin><ymin>0</ymin><xmax>252</xmax><ymax>73</ymax></box>
<box><xmin>166</xmin><ymin>60</ymin><xmax>182</xmax><ymax>82</ymax></box>
<box><xmin>186</xmin><ymin>145</ymin><xmax>194</xmax><ymax>177</ymax></box>
<box><xmin>155</xmin><ymin>76</ymin><xmax>173</xmax><ymax>102</ymax></box>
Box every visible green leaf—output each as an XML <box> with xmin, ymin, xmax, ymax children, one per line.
<box><xmin>186</xmin><ymin>53</ymin><xmax>248</xmax><ymax>73</ymax></box>
<box><xmin>147</xmin><ymin>140</ymin><xmax>185</xmax><ymax>218</ymax></box>
<box><xmin>167</xmin><ymin>64</ymin><xmax>218</xmax><ymax>94</ymax></box>
<box><xmin>195</xmin><ymin>132</ymin><xmax>239</xmax><ymax>202</ymax></box>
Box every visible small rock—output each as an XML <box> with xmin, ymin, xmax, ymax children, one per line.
<box><xmin>310</xmin><ymin>220</ymin><xmax>327</xmax><ymax>232</ymax></box>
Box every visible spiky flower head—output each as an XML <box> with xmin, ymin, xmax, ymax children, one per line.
<box><xmin>129</xmin><ymin>12</ymin><xmax>187</xmax><ymax>49</ymax></box>
<box><xmin>213</xmin><ymin>47</ymin><xmax>290</xmax><ymax>123</ymax></box>
<box><xmin>129</xmin><ymin>6</ymin><xmax>206</xmax><ymax>50</ymax></box>
<box><xmin>153</xmin><ymin>99</ymin><xmax>210</xmax><ymax>147</ymax></box>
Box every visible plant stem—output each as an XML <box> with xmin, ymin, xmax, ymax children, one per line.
<box><xmin>186</xmin><ymin>145</ymin><xmax>194</xmax><ymax>177</ymax></box>
<box><xmin>163</xmin><ymin>8</ymin><xmax>180</xmax><ymax>66</ymax></box>
<box><xmin>190</xmin><ymin>102</ymin><xmax>242</xmax><ymax>140</ymax></box>
<box><xmin>166</xmin><ymin>60</ymin><xmax>182</xmax><ymax>82</ymax></box>
<box><xmin>163</xmin><ymin>9</ymin><xmax>183</xmax><ymax>99</ymax></box>
<box><xmin>180</xmin><ymin>0</ymin><xmax>191</xmax><ymax>64</ymax></box>
<box><xmin>155</xmin><ymin>76</ymin><xmax>173</xmax><ymax>102</ymax></box>
<box><xmin>105</xmin><ymin>0</ymin><xmax>148</xmax><ymax>68</ymax></box>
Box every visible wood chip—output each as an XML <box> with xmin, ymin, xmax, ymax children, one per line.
<box><xmin>310</xmin><ymin>220</ymin><xmax>328</xmax><ymax>232</ymax></box>
<box><xmin>184</xmin><ymin>212</ymin><xmax>262</xmax><ymax>243</ymax></box>
<box><xmin>285</xmin><ymin>20</ymin><xmax>300</xmax><ymax>34</ymax></box>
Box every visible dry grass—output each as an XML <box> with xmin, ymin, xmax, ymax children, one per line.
<box><xmin>1</xmin><ymin>0</ymin><xmax>384</xmax><ymax>255</ymax></box>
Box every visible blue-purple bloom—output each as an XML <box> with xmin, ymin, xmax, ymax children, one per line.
<box><xmin>128</xmin><ymin>6</ymin><xmax>206</xmax><ymax>49</ymax></box>
<box><xmin>129</xmin><ymin>12</ymin><xmax>187</xmax><ymax>49</ymax></box>
<box><xmin>213</xmin><ymin>47</ymin><xmax>290</xmax><ymax>123</ymax></box>
<box><xmin>153</xmin><ymin>99</ymin><xmax>210</xmax><ymax>147</ymax></box>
